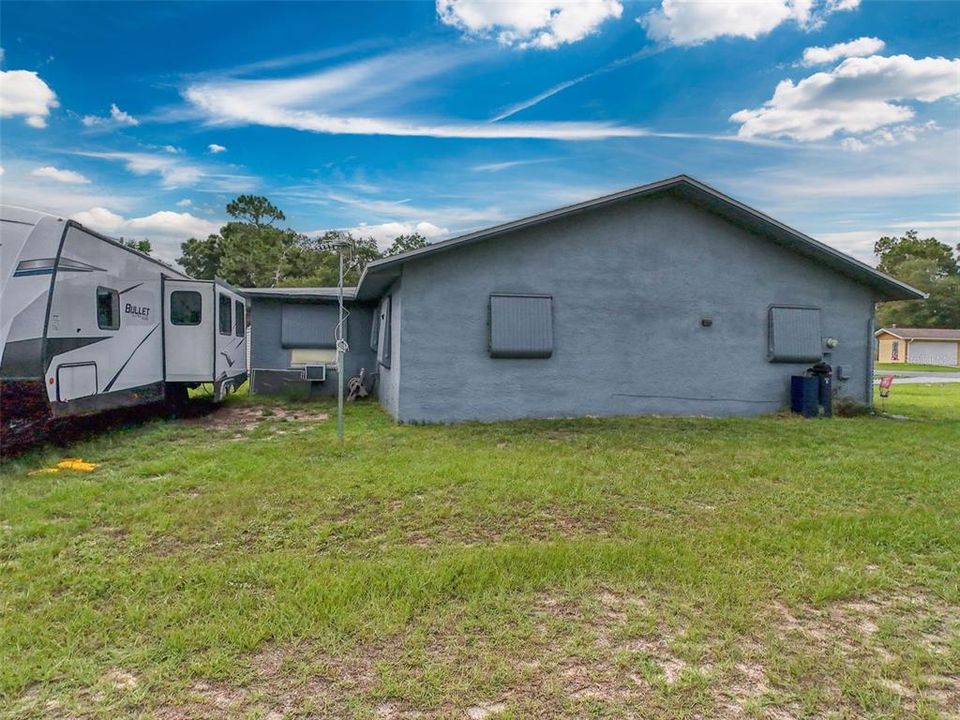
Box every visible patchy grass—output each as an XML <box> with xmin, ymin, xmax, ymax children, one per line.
<box><xmin>1</xmin><ymin>385</ymin><xmax>958</xmax><ymax>719</ymax></box>
<box><xmin>876</xmin><ymin>363</ymin><xmax>959</xmax><ymax>374</ymax></box>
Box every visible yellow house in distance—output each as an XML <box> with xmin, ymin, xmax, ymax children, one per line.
<box><xmin>875</xmin><ymin>327</ymin><xmax>960</xmax><ymax>366</ymax></box>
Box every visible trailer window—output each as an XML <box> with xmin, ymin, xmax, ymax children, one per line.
<box><xmin>96</xmin><ymin>287</ymin><xmax>120</xmax><ymax>330</ymax></box>
<box><xmin>170</xmin><ymin>291</ymin><xmax>202</xmax><ymax>326</ymax></box>
<box><xmin>219</xmin><ymin>293</ymin><xmax>232</xmax><ymax>335</ymax></box>
<box><xmin>235</xmin><ymin>299</ymin><xmax>245</xmax><ymax>337</ymax></box>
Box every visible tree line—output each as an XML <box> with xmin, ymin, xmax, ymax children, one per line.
<box><xmin>177</xmin><ymin>195</ymin><xmax>428</xmax><ymax>287</ymax></box>
<box><xmin>874</xmin><ymin>230</ymin><xmax>960</xmax><ymax>328</ymax></box>
<box><xmin>172</xmin><ymin>195</ymin><xmax>958</xmax><ymax>327</ymax></box>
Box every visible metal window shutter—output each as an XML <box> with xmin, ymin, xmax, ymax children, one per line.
<box><xmin>769</xmin><ymin>306</ymin><xmax>822</xmax><ymax>362</ymax></box>
<box><xmin>489</xmin><ymin>294</ymin><xmax>553</xmax><ymax>358</ymax></box>
<box><xmin>281</xmin><ymin>303</ymin><xmax>341</xmax><ymax>349</ymax></box>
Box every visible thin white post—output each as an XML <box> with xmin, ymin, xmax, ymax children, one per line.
<box><xmin>336</xmin><ymin>247</ymin><xmax>345</xmax><ymax>441</ymax></box>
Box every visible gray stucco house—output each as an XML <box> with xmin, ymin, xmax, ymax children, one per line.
<box><xmin>246</xmin><ymin>175</ymin><xmax>922</xmax><ymax>422</ymax></box>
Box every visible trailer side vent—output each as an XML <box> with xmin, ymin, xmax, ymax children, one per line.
<box><xmin>489</xmin><ymin>294</ymin><xmax>553</xmax><ymax>359</ymax></box>
<box><xmin>768</xmin><ymin>306</ymin><xmax>822</xmax><ymax>362</ymax></box>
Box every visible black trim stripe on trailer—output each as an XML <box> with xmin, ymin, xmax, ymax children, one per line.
<box><xmin>39</xmin><ymin>221</ymin><xmax>71</xmax><ymax>381</ymax></box>
<box><xmin>103</xmin><ymin>323</ymin><xmax>160</xmax><ymax>392</ymax></box>
<box><xmin>14</xmin><ymin>257</ymin><xmax>107</xmax><ymax>277</ymax></box>
<box><xmin>160</xmin><ymin>275</ymin><xmax>167</xmax><ymax>383</ymax></box>
<box><xmin>119</xmin><ymin>282</ymin><xmax>144</xmax><ymax>295</ymax></box>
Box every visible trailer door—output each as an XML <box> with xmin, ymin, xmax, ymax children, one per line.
<box><xmin>163</xmin><ymin>280</ymin><xmax>214</xmax><ymax>382</ymax></box>
<box><xmin>213</xmin><ymin>287</ymin><xmax>247</xmax><ymax>384</ymax></box>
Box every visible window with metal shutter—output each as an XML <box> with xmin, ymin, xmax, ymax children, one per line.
<box><xmin>768</xmin><ymin>306</ymin><xmax>822</xmax><ymax>362</ymax></box>
<box><xmin>489</xmin><ymin>294</ymin><xmax>553</xmax><ymax>358</ymax></box>
<box><xmin>378</xmin><ymin>295</ymin><xmax>392</xmax><ymax>367</ymax></box>
<box><xmin>281</xmin><ymin>303</ymin><xmax>340</xmax><ymax>348</ymax></box>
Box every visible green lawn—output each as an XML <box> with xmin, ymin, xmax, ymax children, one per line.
<box><xmin>876</xmin><ymin>363</ymin><xmax>959</xmax><ymax>374</ymax></box>
<box><xmin>1</xmin><ymin>386</ymin><xmax>958</xmax><ymax>719</ymax></box>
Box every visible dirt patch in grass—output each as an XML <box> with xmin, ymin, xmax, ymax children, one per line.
<box><xmin>34</xmin><ymin>588</ymin><xmax>955</xmax><ymax>719</ymax></box>
<box><xmin>183</xmin><ymin>405</ymin><xmax>328</xmax><ymax>433</ymax></box>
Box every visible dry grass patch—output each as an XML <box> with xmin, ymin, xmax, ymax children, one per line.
<box><xmin>184</xmin><ymin>405</ymin><xmax>328</xmax><ymax>434</ymax></box>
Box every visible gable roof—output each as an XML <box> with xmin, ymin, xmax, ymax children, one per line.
<box><xmin>355</xmin><ymin>175</ymin><xmax>924</xmax><ymax>302</ymax></box>
<box><xmin>876</xmin><ymin>327</ymin><xmax>960</xmax><ymax>341</ymax></box>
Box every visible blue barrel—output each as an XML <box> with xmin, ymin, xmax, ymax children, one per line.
<box><xmin>791</xmin><ymin>375</ymin><xmax>819</xmax><ymax>417</ymax></box>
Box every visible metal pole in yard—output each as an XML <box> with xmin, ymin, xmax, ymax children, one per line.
<box><xmin>337</xmin><ymin>247</ymin><xmax>345</xmax><ymax>441</ymax></box>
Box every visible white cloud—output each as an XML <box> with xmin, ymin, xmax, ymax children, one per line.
<box><xmin>81</xmin><ymin>103</ymin><xmax>139</xmax><ymax>128</ymax></box>
<box><xmin>840</xmin><ymin>121</ymin><xmax>938</xmax><ymax>152</ymax></box>
<box><xmin>208</xmin><ymin>143</ymin><xmax>227</xmax><ymax>153</ymax></box>
<box><xmin>0</xmin><ymin>166</ymin><xmax>4</xmax><ymax>176</ymax></box>
<box><xmin>75</xmin><ymin>150</ymin><xmax>257</xmax><ymax>191</ymax></box>
<box><xmin>640</xmin><ymin>0</ymin><xmax>860</xmax><ymax>47</ymax></box>
<box><xmin>471</xmin><ymin>158</ymin><xmax>554</xmax><ymax>172</ymax></box>
<box><xmin>125</xmin><ymin>210</ymin><xmax>220</xmax><ymax>237</ymax></box>
<box><xmin>341</xmin><ymin>221</ymin><xmax>449</xmax><ymax>250</ymax></box>
<box><xmin>70</xmin><ymin>206</ymin><xmax>126</xmax><ymax>231</ymax></box>
<box><xmin>731</xmin><ymin>54</ymin><xmax>960</xmax><ymax>142</ymax></box>
<box><xmin>181</xmin><ymin>46</ymin><xmax>649</xmax><ymax>140</ymax></box>
<box><xmin>0</xmin><ymin>69</ymin><xmax>59</xmax><ymax>127</ymax></box>
<box><xmin>176</xmin><ymin>198</ymin><xmax>193</xmax><ymax>207</ymax></box>
<box><xmin>162</xmin><ymin>145</ymin><xmax>182</xmax><ymax>154</ymax></box>
<box><xmin>72</xmin><ymin>208</ymin><xmax>222</xmax><ymax>264</ymax></box>
<box><xmin>320</xmin><ymin>190</ymin><xmax>505</xmax><ymax>226</ymax></box>
<box><xmin>437</xmin><ymin>0</ymin><xmax>623</xmax><ymax>49</ymax></box>
<box><xmin>800</xmin><ymin>36</ymin><xmax>885</xmax><ymax>66</ymax></box>
<box><xmin>31</xmin><ymin>165</ymin><xmax>91</xmax><ymax>184</ymax></box>
<box><xmin>818</xmin><ymin>220</ymin><xmax>960</xmax><ymax>263</ymax></box>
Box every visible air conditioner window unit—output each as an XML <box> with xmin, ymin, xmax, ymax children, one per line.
<box><xmin>303</xmin><ymin>364</ymin><xmax>326</xmax><ymax>381</ymax></box>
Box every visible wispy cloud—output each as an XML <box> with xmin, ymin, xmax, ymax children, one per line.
<box><xmin>491</xmin><ymin>45</ymin><xmax>665</xmax><ymax>121</ymax></box>
<box><xmin>179</xmin><ymin>46</ymin><xmax>656</xmax><ymax>141</ymax></box>
<box><xmin>81</xmin><ymin>103</ymin><xmax>139</xmax><ymax>128</ymax></box>
<box><xmin>73</xmin><ymin>150</ymin><xmax>257</xmax><ymax>191</ymax></box>
<box><xmin>470</xmin><ymin>158</ymin><xmax>555</xmax><ymax>172</ymax></box>
<box><xmin>800</xmin><ymin>36</ymin><xmax>885</xmax><ymax>66</ymax></box>
<box><xmin>31</xmin><ymin>165</ymin><xmax>91</xmax><ymax>184</ymax></box>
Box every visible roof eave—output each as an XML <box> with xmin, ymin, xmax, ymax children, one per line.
<box><xmin>354</xmin><ymin>175</ymin><xmax>927</xmax><ymax>302</ymax></box>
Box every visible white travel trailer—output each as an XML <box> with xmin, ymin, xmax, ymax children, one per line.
<box><xmin>1</xmin><ymin>205</ymin><xmax>247</xmax><ymax>443</ymax></box>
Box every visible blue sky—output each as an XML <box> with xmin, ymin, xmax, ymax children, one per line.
<box><xmin>1</xmin><ymin>0</ymin><xmax>958</xmax><ymax>267</ymax></box>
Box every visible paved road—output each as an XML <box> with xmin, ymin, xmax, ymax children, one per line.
<box><xmin>873</xmin><ymin>374</ymin><xmax>960</xmax><ymax>384</ymax></box>
<box><xmin>874</xmin><ymin>369</ymin><xmax>960</xmax><ymax>379</ymax></box>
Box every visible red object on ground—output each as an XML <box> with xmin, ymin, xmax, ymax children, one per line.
<box><xmin>879</xmin><ymin>375</ymin><xmax>895</xmax><ymax>398</ymax></box>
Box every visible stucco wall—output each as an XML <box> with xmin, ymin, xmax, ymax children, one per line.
<box><xmin>249</xmin><ymin>297</ymin><xmax>376</xmax><ymax>397</ymax></box>
<box><xmin>375</xmin><ymin>281</ymin><xmax>402</xmax><ymax>418</ymax></box>
<box><xmin>392</xmin><ymin>194</ymin><xmax>876</xmax><ymax>423</ymax></box>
